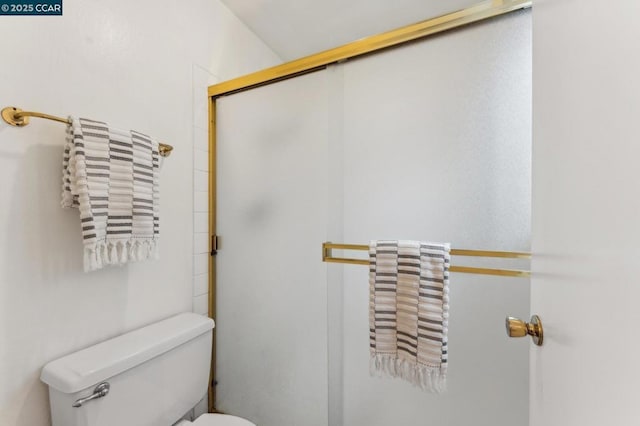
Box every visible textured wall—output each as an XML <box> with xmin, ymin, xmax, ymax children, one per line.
<box><xmin>0</xmin><ymin>1</ymin><xmax>279</xmax><ymax>425</ymax></box>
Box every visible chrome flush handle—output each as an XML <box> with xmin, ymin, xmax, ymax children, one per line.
<box><xmin>72</xmin><ymin>382</ymin><xmax>110</xmax><ymax>408</ymax></box>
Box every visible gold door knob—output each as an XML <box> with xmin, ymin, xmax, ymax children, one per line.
<box><xmin>505</xmin><ymin>315</ymin><xmax>543</xmax><ymax>346</ymax></box>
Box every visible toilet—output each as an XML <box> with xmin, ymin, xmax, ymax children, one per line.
<box><xmin>40</xmin><ymin>313</ymin><xmax>255</xmax><ymax>426</ymax></box>
<box><xmin>176</xmin><ymin>414</ymin><xmax>254</xmax><ymax>426</ymax></box>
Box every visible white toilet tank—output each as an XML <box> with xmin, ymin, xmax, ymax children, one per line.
<box><xmin>41</xmin><ymin>313</ymin><xmax>215</xmax><ymax>426</ymax></box>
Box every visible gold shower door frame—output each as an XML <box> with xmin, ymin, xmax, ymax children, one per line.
<box><xmin>206</xmin><ymin>0</ymin><xmax>531</xmax><ymax>412</ymax></box>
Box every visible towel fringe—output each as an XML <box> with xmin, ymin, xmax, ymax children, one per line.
<box><xmin>370</xmin><ymin>353</ymin><xmax>446</xmax><ymax>393</ymax></box>
<box><xmin>83</xmin><ymin>240</ymin><xmax>159</xmax><ymax>272</ymax></box>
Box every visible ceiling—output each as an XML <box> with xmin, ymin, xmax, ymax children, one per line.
<box><xmin>221</xmin><ymin>0</ymin><xmax>479</xmax><ymax>61</ymax></box>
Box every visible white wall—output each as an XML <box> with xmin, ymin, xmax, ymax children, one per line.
<box><xmin>220</xmin><ymin>0</ymin><xmax>479</xmax><ymax>60</ymax></box>
<box><xmin>191</xmin><ymin>66</ymin><xmax>215</xmax><ymax>320</ymax></box>
<box><xmin>531</xmin><ymin>1</ymin><xmax>640</xmax><ymax>425</ymax></box>
<box><xmin>0</xmin><ymin>1</ymin><xmax>280</xmax><ymax>425</ymax></box>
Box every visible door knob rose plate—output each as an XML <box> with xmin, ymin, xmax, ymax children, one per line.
<box><xmin>506</xmin><ymin>315</ymin><xmax>543</xmax><ymax>346</ymax></box>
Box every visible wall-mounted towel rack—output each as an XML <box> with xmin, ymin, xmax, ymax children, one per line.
<box><xmin>322</xmin><ymin>242</ymin><xmax>531</xmax><ymax>278</ymax></box>
<box><xmin>1</xmin><ymin>106</ymin><xmax>174</xmax><ymax>157</ymax></box>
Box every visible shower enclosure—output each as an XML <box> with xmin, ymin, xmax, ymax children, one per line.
<box><xmin>213</xmin><ymin>5</ymin><xmax>531</xmax><ymax>425</ymax></box>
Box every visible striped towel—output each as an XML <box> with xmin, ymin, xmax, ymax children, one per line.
<box><xmin>62</xmin><ymin>117</ymin><xmax>160</xmax><ymax>272</ymax></box>
<box><xmin>369</xmin><ymin>240</ymin><xmax>451</xmax><ymax>392</ymax></box>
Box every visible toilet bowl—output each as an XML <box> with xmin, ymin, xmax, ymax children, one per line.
<box><xmin>41</xmin><ymin>313</ymin><xmax>255</xmax><ymax>426</ymax></box>
<box><xmin>178</xmin><ymin>413</ymin><xmax>256</xmax><ymax>426</ymax></box>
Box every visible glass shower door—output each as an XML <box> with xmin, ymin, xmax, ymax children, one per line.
<box><xmin>216</xmin><ymin>70</ymin><xmax>330</xmax><ymax>426</ymax></box>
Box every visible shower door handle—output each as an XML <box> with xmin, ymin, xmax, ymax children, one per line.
<box><xmin>505</xmin><ymin>315</ymin><xmax>544</xmax><ymax>346</ymax></box>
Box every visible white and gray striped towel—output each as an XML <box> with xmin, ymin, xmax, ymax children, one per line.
<box><xmin>369</xmin><ymin>240</ymin><xmax>450</xmax><ymax>392</ymax></box>
<box><xmin>62</xmin><ymin>117</ymin><xmax>160</xmax><ymax>272</ymax></box>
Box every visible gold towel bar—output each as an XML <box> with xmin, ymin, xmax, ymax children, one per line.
<box><xmin>322</xmin><ymin>242</ymin><xmax>531</xmax><ymax>278</ymax></box>
<box><xmin>1</xmin><ymin>106</ymin><xmax>174</xmax><ymax>157</ymax></box>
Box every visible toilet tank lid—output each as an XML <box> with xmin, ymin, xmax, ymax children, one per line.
<box><xmin>41</xmin><ymin>313</ymin><xmax>214</xmax><ymax>394</ymax></box>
